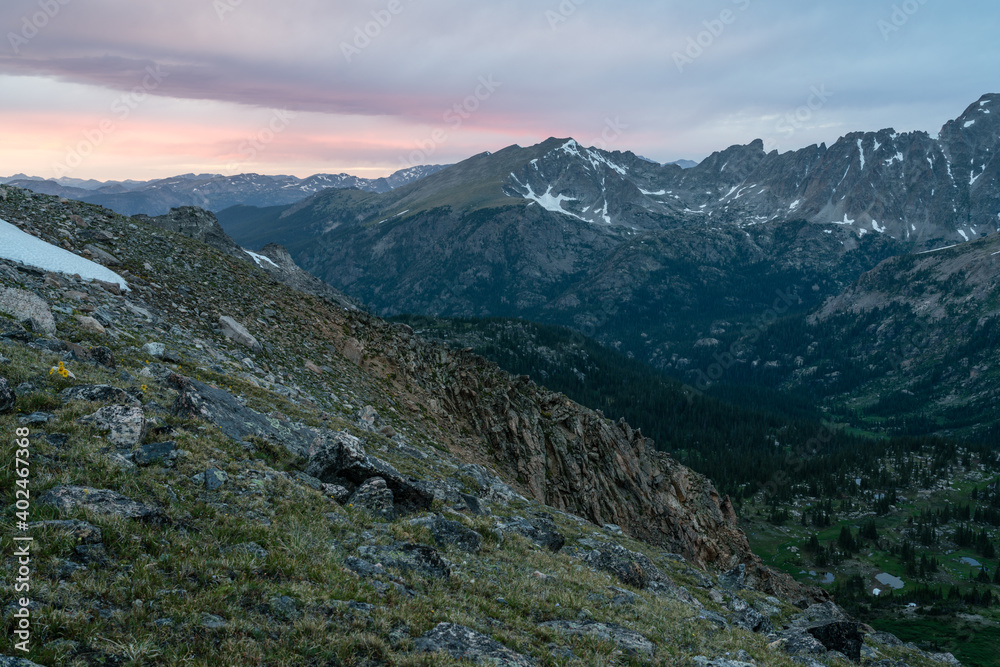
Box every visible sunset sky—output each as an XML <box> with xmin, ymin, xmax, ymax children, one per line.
<box><xmin>1</xmin><ymin>0</ymin><xmax>996</xmax><ymax>181</ymax></box>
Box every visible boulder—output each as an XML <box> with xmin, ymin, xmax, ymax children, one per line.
<box><xmin>204</xmin><ymin>468</ymin><xmax>229</xmax><ymax>491</ymax></box>
<box><xmin>430</xmin><ymin>517</ymin><xmax>483</xmax><ymax>554</ymax></box>
<box><xmin>348</xmin><ymin>477</ymin><xmax>394</xmax><ymax>517</ymax></box>
<box><xmin>38</xmin><ymin>486</ymin><xmax>161</xmax><ymax>521</ymax></box>
<box><xmin>80</xmin><ymin>405</ymin><xmax>147</xmax><ymax>447</ymax></box>
<box><xmin>132</xmin><ymin>441</ymin><xmax>177</xmax><ymax>466</ymax></box>
<box><xmin>75</xmin><ymin>315</ymin><xmax>106</xmax><ymax>335</ymax></box>
<box><xmin>494</xmin><ymin>514</ymin><xmax>565</xmax><ymax>552</ymax></box>
<box><xmin>356</xmin><ymin>543</ymin><xmax>451</xmax><ymax>579</ymax></box>
<box><xmin>583</xmin><ymin>544</ymin><xmax>662</xmax><ymax>589</ymax></box>
<box><xmin>540</xmin><ymin>619</ymin><xmax>654</xmax><ymax>657</ymax></box>
<box><xmin>414</xmin><ymin>623</ymin><xmax>535</xmax><ymax>667</ymax></box>
<box><xmin>306</xmin><ymin>432</ymin><xmax>434</xmax><ymax>514</ymax></box>
<box><xmin>0</xmin><ymin>287</ymin><xmax>55</xmax><ymax>334</ymax></box>
<box><xmin>170</xmin><ymin>373</ymin><xmax>321</xmax><ymax>454</ymax></box>
<box><xmin>142</xmin><ymin>342</ymin><xmax>166</xmax><ymax>359</ymax></box>
<box><xmin>0</xmin><ymin>656</ymin><xmax>46</xmax><ymax>667</ymax></box>
<box><xmin>218</xmin><ymin>316</ymin><xmax>262</xmax><ymax>353</ymax></box>
<box><xmin>60</xmin><ymin>384</ymin><xmax>139</xmax><ymax>406</ymax></box>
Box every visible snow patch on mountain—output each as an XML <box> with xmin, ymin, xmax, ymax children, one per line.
<box><xmin>0</xmin><ymin>219</ymin><xmax>129</xmax><ymax>289</ymax></box>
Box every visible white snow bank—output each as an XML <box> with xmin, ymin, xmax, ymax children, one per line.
<box><xmin>244</xmin><ymin>250</ymin><xmax>279</xmax><ymax>268</ymax></box>
<box><xmin>0</xmin><ymin>219</ymin><xmax>129</xmax><ymax>290</ymax></box>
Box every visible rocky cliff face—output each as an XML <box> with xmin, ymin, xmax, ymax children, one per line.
<box><xmin>346</xmin><ymin>313</ymin><xmax>816</xmax><ymax>602</ymax></box>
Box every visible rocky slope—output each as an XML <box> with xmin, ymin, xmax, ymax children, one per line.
<box><xmin>4</xmin><ymin>164</ymin><xmax>448</xmax><ymax>216</ymax></box>
<box><xmin>0</xmin><ymin>185</ymin><xmax>957</xmax><ymax>665</ymax></box>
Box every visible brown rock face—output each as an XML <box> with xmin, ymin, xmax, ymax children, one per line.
<box><xmin>356</xmin><ymin>316</ymin><xmax>822</xmax><ymax>601</ymax></box>
<box><xmin>443</xmin><ymin>372</ymin><xmax>751</xmax><ymax>570</ymax></box>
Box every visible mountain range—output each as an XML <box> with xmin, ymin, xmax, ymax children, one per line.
<box><xmin>0</xmin><ymin>164</ymin><xmax>448</xmax><ymax>216</ymax></box>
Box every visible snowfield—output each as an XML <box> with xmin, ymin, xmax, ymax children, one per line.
<box><xmin>0</xmin><ymin>218</ymin><xmax>130</xmax><ymax>290</ymax></box>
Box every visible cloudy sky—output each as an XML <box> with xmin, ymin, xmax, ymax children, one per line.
<box><xmin>1</xmin><ymin>0</ymin><xmax>996</xmax><ymax>181</ymax></box>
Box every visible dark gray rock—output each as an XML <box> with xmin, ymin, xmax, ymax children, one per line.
<box><xmin>18</xmin><ymin>412</ymin><xmax>52</xmax><ymax>425</ymax></box>
<box><xmin>718</xmin><ymin>563</ymin><xmax>746</xmax><ymax>591</ymax></box>
<box><xmin>348</xmin><ymin>477</ymin><xmax>394</xmax><ymax>517</ymax></box>
<box><xmin>729</xmin><ymin>597</ymin><xmax>774</xmax><ymax>634</ymax></box>
<box><xmin>356</xmin><ymin>543</ymin><xmax>451</xmax><ymax>579</ymax></box>
<box><xmin>292</xmin><ymin>471</ymin><xmax>323</xmax><ymax>490</ymax></box>
<box><xmin>74</xmin><ymin>543</ymin><xmax>109</xmax><ymax>565</ymax></box>
<box><xmin>540</xmin><ymin>619</ymin><xmax>654</xmax><ymax>657</ymax></box>
<box><xmin>414</xmin><ymin>622</ymin><xmax>535</xmax><ymax>667</ymax></box>
<box><xmin>60</xmin><ymin>384</ymin><xmax>139</xmax><ymax>406</ymax></box>
<box><xmin>0</xmin><ymin>655</ymin><xmax>46</xmax><ymax>667</ymax></box>
<box><xmin>430</xmin><ymin>517</ymin><xmax>483</xmax><ymax>554</ymax></box>
<box><xmin>268</xmin><ymin>595</ymin><xmax>301</xmax><ymax>620</ymax></box>
<box><xmin>805</xmin><ymin>621</ymin><xmax>863</xmax><ymax>662</ymax></box>
<box><xmin>204</xmin><ymin>468</ymin><xmax>229</xmax><ymax>491</ymax></box>
<box><xmin>0</xmin><ymin>377</ymin><xmax>15</xmax><ymax>413</ymax></box>
<box><xmin>38</xmin><ymin>486</ymin><xmax>161</xmax><ymax>522</ymax></box>
<box><xmin>306</xmin><ymin>431</ymin><xmax>434</xmax><ymax>514</ymax></box>
<box><xmin>583</xmin><ymin>543</ymin><xmax>664</xmax><ymax>589</ymax></box>
<box><xmin>133</xmin><ymin>441</ymin><xmax>177</xmax><ymax>466</ymax></box>
<box><xmin>495</xmin><ymin>514</ymin><xmax>565</xmax><ymax>552</ymax></box>
<box><xmin>170</xmin><ymin>373</ymin><xmax>323</xmax><ymax>454</ymax></box>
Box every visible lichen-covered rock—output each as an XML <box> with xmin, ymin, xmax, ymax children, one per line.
<box><xmin>0</xmin><ymin>377</ymin><xmax>14</xmax><ymax>413</ymax></box>
<box><xmin>414</xmin><ymin>623</ymin><xmax>535</xmax><ymax>667</ymax></box>
<box><xmin>169</xmin><ymin>373</ymin><xmax>321</xmax><ymax>454</ymax></box>
<box><xmin>80</xmin><ymin>405</ymin><xmax>147</xmax><ymax>446</ymax></box>
<box><xmin>540</xmin><ymin>619</ymin><xmax>654</xmax><ymax>657</ymax></box>
<box><xmin>356</xmin><ymin>543</ymin><xmax>451</xmax><ymax>579</ymax></box>
<box><xmin>0</xmin><ymin>286</ymin><xmax>55</xmax><ymax>334</ymax></box>
<box><xmin>430</xmin><ymin>516</ymin><xmax>483</xmax><ymax>554</ymax></box>
<box><xmin>133</xmin><ymin>441</ymin><xmax>177</xmax><ymax>466</ymax></box>
<box><xmin>38</xmin><ymin>486</ymin><xmax>161</xmax><ymax>521</ymax></box>
<box><xmin>60</xmin><ymin>384</ymin><xmax>139</xmax><ymax>406</ymax></box>
<box><xmin>348</xmin><ymin>477</ymin><xmax>394</xmax><ymax>516</ymax></box>
<box><xmin>306</xmin><ymin>432</ymin><xmax>433</xmax><ymax>514</ymax></box>
<box><xmin>494</xmin><ymin>513</ymin><xmax>565</xmax><ymax>552</ymax></box>
<box><xmin>0</xmin><ymin>655</ymin><xmax>47</xmax><ymax>667</ymax></box>
<box><xmin>583</xmin><ymin>544</ymin><xmax>660</xmax><ymax>589</ymax></box>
